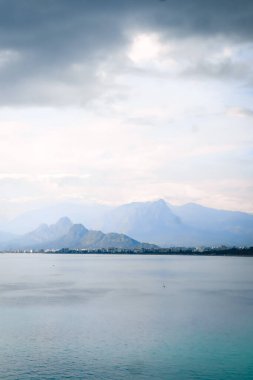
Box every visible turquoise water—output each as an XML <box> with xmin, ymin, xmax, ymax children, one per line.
<box><xmin>0</xmin><ymin>254</ymin><xmax>253</xmax><ymax>380</ymax></box>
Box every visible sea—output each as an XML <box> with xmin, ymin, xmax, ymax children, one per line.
<box><xmin>0</xmin><ymin>253</ymin><xmax>252</xmax><ymax>380</ymax></box>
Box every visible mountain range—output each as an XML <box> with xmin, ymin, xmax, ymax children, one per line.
<box><xmin>100</xmin><ymin>200</ymin><xmax>253</xmax><ymax>246</ymax></box>
<box><xmin>1</xmin><ymin>199</ymin><xmax>253</xmax><ymax>247</ymax></box>
<box><xmin>1</xmin><ymin>217</ymin><xmax>156</xmax><ymax>251</ymax></box>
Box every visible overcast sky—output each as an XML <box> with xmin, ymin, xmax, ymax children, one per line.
<box><xmin>0</xmin><ymin>0</ymin><xmax>253</xmax><ymax>219</ymax></box>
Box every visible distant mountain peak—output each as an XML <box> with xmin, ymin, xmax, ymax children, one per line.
<box><xmin>54</xmin><ymin>216</ymin><xmax>73</xmax><ymax>227</ymax></box>
<box><xmin>153</xmin><ymin>198</ymin><xmax>167</xmax><ymax>205</ymax></box>
<box><xmin>150</xmin><ymin>199</ymin><xmax>169</xmax><ymax>209</ymax></box>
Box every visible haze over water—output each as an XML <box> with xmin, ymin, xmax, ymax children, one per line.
<box><xmin>0</xmin><ymin>254</ymin><xmax>252</xmax><ymax>380</ymax></box>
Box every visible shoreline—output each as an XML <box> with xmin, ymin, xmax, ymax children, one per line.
<box><xmin>1</xmin><ymin>249</ymin><xmax>253</xmax><ymax>257</ymax></box>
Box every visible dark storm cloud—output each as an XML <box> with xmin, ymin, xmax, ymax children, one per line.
<box><xmin>183</xmin><ymin>59</ymin><xmax>253</xmax><ymax>82</ymax></box>
<box><xmin>0</xmin><ymin>0</ymin><xmax>252</xmax><ymax>105</ymax></box>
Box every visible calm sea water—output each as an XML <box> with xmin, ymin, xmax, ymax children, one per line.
<box><xmin>0</xmin><ymin>254</ymin><xmax>253</xmax><ymax>380</ymax></box>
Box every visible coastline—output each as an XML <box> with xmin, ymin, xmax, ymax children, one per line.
<box><xmin>1</xmin><ymin>247</ymin><xmax>253</xmax><ymax>257</ymax></box>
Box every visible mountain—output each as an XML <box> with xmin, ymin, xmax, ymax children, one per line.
<box><xmin>101</xmin><ymin>199</ymin><xmax>188</xmax><ymax>246</ymax></box>
<box><xmin>2</xmin><ymin>200</ymin><xmax>253</xmax><ymax>247</ymax></box>
<box><xmin>6</xmin><ymin>217</ymin><xmax>73</xmax><ymax>250</ymax></box>
<box><xmin>171</xmin><ymin>202</ymin><xmax>253</xmax><ymax>231</ymax></box>
<box><xmin>170</xmin><ymin>203</ymin><xmax>253</xmax><ymax>246</ymax></box>
<box><xmin>2</xmin><ymin>218</ymin><xmax>156</xmax><ymax>250</ymax></box>
<box><xmin>47</xmin><ymin>224</ymin><xmax>153</xmax><ymax>250</ymax></box>
<box><xmin>101</xmin><ymin>200</ymin><xmax>253</xmax><ymax>247</ymax></box>
<box><xmin>6</xmin><ymin>202</ymin><xmax>111</xmax><ymax>234</ymax></box>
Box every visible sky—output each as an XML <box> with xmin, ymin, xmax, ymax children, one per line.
<box><xmin>0</xmin><ymin>0</ymin><xmax>253</xmax><ymax>219</ymax></box>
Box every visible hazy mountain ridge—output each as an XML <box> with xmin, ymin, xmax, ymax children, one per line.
<box><xmin>100</xmin><ymin>199</ymin><xmax>192</xmax><ymax>246</ymax></box>
<box><xmin>100</xmin><ymin>200</ymin><xmax>253</xmax><ymax>246</ymax></box>
<box><xmin>1</xmin><ymin>218</ymin><xmax>157</xmax><ymax>250</ymax></box>
<box><xmin>2</xmin><ymin>200</ymin><xmax>253</xmax><ymax>247</ymax></box>
<box><xmin>3</xmin><ymin>202</ymin><xmax>110</xmax><ymax>234</ymax></box>
<box><xmin>4</xmin><ymin>217</ymin><xmax>74</xmax><ymax>250</ymax></box>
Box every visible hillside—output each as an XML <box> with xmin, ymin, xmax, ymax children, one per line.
<box><xmin>2</xmin><ymin>218</ymin><xmax>157</xmax><ymax>250</ymax></box>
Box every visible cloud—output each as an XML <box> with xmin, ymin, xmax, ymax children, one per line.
<box><xmin>0</xmin><ymin>0</ymin><xmax>252</xmax><ymax>106</ymax></box>
<box><xmin>227</xmin><ymin>107</ymin><xmax>253</xmax><ymax>118</ymax></box>
<box><xmin>0</xmin><ymin>1</ymin><xmax>252</xmax><ymax>215</ymax></box>
<box><xmin>183</xmin><ymin>57</ymin><xmax>253</xmax><ymax>82</ymax></box>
